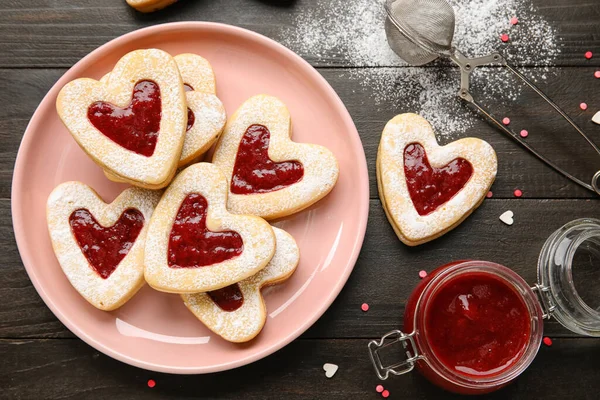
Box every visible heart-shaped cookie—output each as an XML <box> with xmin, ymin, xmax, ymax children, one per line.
<box><xmin>144</xmin><ymin>162</ymin><xmax>276</xmax><ymax>293</ymax></box>
<box><xmin>377</xmin><ymin>113</ymin><xmax>497</xmax><ymax>246</ymax></box>
<box><xmin>212</xmin><ymin>95</ymin><xmax>339</xmax><ymax>220</ymax></box>
<box><xmin>46</xmin><ymin>182</ymin><xmax>161</xmax><ymax>310</ymax></box>
<box><xmin>56</xmin><ymin>49</ymin><xmax>187</xmax><ymax>189</ymax></box>
<box><xmin>181</xmin><ymin>226</ymin><xmax>299</xmax><ymax>342</ymax></box>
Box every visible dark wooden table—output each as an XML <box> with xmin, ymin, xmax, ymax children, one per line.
<box><xmin>2</xmin><ymin>0</ymin><xmax>600</xmax><ymax>399</ymax></box>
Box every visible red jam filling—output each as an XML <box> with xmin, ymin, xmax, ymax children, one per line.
<box><xmin>230</xmin><ymin>124</ymin><xmax>304</xmax><ymax>194</ymax></box>
<box><xmin>69</xmin><ymin>208</ymin><xmax>144</xmax><ymax>279</ymax></box>
<box><xmin>168</xmin><ymin>193</ymin><xmax>243</xmax><ymax>268</ymax></box>
<box><xmin>425</xmin><ymin>272</ymin><xmax>531</xmax><ymax>377</ymax></box>
<box><xmin>88</xmin><ymin>80</ymin><xmax>161</xmax><ymax>157</ymax></box>
<box><xmin>183</xmin><ymin>83</ymin><xmax>195</xmax><ymax>131</ymax></box>
<box><xmin>207</xmin><ymin>284</ymin><xmax>244</xmax><ymax>312</ymax></box>
<box><xmin>403</xmin><ymin>143</ymin><xmax>473</xmax><ymax>216</ymax></box>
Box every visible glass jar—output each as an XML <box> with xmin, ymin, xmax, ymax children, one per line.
<box><xmin>368</xmin><ymin>218</ymin><xmax>600</xmax><ymax>394</ymax></box>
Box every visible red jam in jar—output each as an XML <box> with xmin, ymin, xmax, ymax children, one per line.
<box><xmin>425</xmin><ymin>272</ymin><xmax>531</xmax><ymax>377</ymax></box>
<box><xmin>208</xmin><ymin>284</ymin><xmax>244</xmax><ymax>312</ymax></box>
<box><xmin>69</xmin><ymin>208</ymin><xmax>145</xmax><ymax>279</ymax></box>
<box><xmin>403</xmin><ymin>143</ymin><xmax>473</xmax><ymax>216</ymax></box>
<box><xmin>88</xmin><ymin>80</ymin><xmax>162</xmax><ymax>157</ymax></box>
<box><xmin>230</xmin><ymin>124</ymin><xmax>304</xmax><ymax>194</ymax></box>
<box><xmin>168</xmin><ymin>193</ymin><xmax>244</xmax><ymax>268</ymax></box>
<box><xmin>391</xmin><ymin>261</ymin><xmax>542</xmax><ymax>394</ymax></box>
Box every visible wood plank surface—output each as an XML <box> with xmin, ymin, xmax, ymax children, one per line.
<box><xmin>2</xmin><ymin>67</ymin><xmax>600</xmax><ymax>200</ymax></box>
<box><xmin>2</xmin><ymin>337</ymin><xmax>600</xmax><ymax>400</ymax></box>
<box><xmin>2</xmin><ymin>0</ymin><xmax>600</xmax><ymax>398</ymax></box>
<box><xmin>0</xmin><ymin>0</ymin><xmax>599</xmax><ymax>68</ymax></box>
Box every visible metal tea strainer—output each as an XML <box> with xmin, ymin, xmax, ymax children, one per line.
<box><xmin>384</xmin><ymin>0</ymin><xmax>600</xmax><ymax>195</ymax></box>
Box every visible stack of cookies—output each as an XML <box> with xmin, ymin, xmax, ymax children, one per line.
<box><xmin>47</xmin><ymin>49</ymin><xmax>339</xmax><ymax>342</ymax></box>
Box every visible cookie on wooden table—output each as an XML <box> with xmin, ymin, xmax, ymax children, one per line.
<box><xmin>182</xmin><ymin>226</ymin><xmax>299</xmax><ymax>343</ymax></box>
<box><xmin>144</xmin><ymin>162</ymin><xmax>276</xmax><ymax>293</ymax></box>
<box><xmin>46</xmin><ymin>182</ymin><xmax>161</xmax><ymax>310</ymax></box>
<box><xmin>212</xmin><ymin>94</ymin><xmax>339</xmax><ymax>220</ymax></box>
<box><xmin>126</xmin><ymin>0</ymin><xmax>178</xmax><ymax>13</ymax></box>
<box><xmin>377</xmin><ymin>113</ymin><xmax>497</xmax><ymax>246</ymax></box>
<box><xmin>57</xmin><ymin>49</ymin><xmax>187</xmax><ymax>189</ymax></box>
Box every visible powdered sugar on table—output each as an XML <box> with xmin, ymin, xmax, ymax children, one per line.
<box><xmin>281</xmin><ymin>0</ymin><xmax>560</xmax><ymax>138</ymax></box>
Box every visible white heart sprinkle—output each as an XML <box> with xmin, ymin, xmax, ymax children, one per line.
<box><xmin>499</xmin><ymin>210</ymin><xmax>514</xmax><ymax>226</ymax></box>
<box><xmin>323</xmin><ymin>363</ymin><xmax>338</xmax><ymax>378</ymax></box>
<box><xmin>592</xmin><ymin>111</ymin><xmax>600</xmax><ymax>125</ymax></box>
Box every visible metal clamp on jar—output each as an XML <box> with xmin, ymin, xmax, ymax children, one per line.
<box><xmin>368</xmin><ymin>218</ymin><xmax>600</xmax><ymax>394</ymax></box>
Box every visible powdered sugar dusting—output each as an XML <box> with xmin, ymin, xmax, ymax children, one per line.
<box><xmin>281</xmin><ymin>0</ymin><xmax>560</xmax><ymax>137</ymax></box>
<box><xmin>181</xmin><ymin>227</ymin><xmax>299</xmax><ymax>343</ymax></box>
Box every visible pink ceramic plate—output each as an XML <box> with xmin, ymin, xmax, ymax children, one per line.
<box><xmin>12</xmin><ymin>22</ymin><xmax>368</xmax><ymax>373</ymax></box>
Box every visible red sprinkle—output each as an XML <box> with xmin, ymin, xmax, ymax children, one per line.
<box><xmin>580</xmin><ymin>102</ymin><xmax>588</xmax><ymax>111</ymax></box>
<box><xmin>147</xmin><ymin>379</ymin><xmax>156</xmax><ymax>388</ymax></box>
<box><xmin>543</xmin><ymin>337</ymin><xmax>553</xmax><ymax>346</ymax></box>
<box><xmin>594</xmin><ymin>71</ymin><xmax>600</xmax><ymax>79</ymax></box>
<box><xmin>510</xmin><ymin>17</ymin><xmax>519</xmax><ymax>25</ymax></box>
<box><xmin>382</xmin><ymin>390</ymin><xmax>390</xmax><ymax>398</ymax></box>
<box><xmin>361</xmin><ymin>303</ymin><xmax>369</xmax><ymax>312</ymax></box>
<box><xmin>514</xmin><ymin>189</ymin><xmax>523</xmax><ymax>197</ymax></box>
<box><xmin>486</xmin><ymin>191</ymin><xmax>493</xmax><ymax>198</ymax></box>
<box><xmin>376</xmin><ymin>385</ymin><xmax>384</xmax><ymax>393</ymax></box>
<box><xmin>585</xmin><ymin>51</ymin><xmax>593</xmax><ymax>59</ymax></box>
<box><xmin>502</xmin><ymin>117</ymin><xmax>511</xmax><ymax>125</ymax></box>
<box><xmin>520</xmin><ymin>129</ymin><xmax>529</xmax><ymax>138</ymax></box>
<box><xmin>418</xmin><ymin>270</ymin><xmax>427</xmax><ymax>279</ymax></box>
<box><xmin>501</xmin><ymin>34</ymin><xmax>510</xmax><ymax>43</ymax></box>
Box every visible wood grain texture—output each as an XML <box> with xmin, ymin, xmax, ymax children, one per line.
<box><xmin>2</xmin><ymin>337</ymin><xmax>600</xmax><ymax>400</ymax></box>
<box><xmin>0</xmin><ymin>0</ymin><xmax>599</xmax><ymax>68</ymax></box>
<box><xmin>2</xmin><ymin>66</ymin><xmax>600</xmax><ymax>200</ymax></box>
<box><xmin>3</xmin><ymin>197</ymin><xmax>599</xmax><ymax>339</ymax></box>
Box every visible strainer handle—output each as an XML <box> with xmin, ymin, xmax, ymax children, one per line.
<box><xmin>450</xmin><ymin>49</ymin><xmax>600</xmax><ymax>195</ymax></box>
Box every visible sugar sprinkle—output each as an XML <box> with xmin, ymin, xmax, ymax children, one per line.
<box><xmin>281</xmin><ymin>0</ymin><xmax>560</xmax><ymax>138</ymax></box>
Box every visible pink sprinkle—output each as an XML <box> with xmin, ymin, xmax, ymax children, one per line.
<box><xmin>500</xmin><ymin>34</ymin><xmax>510</xmax><ymax>43</ymax></box>
<box><xmin>580</xmin><ymin>102</ymin><xmax>588</xmax><ymax>111</ymax></box>
<box><xmin>520</xmin><ymin>129</ymin><xmax>529</xmax><ymax>138</ymax></box>
<box><xmin>486</xmin><ymin>191</ymin><xmax>493</xmax><ymax>198</ymax></box>
<box><xmin>502</xmin><ymin>117</ymin><xmax>510</xmax><ymax>125</ymax></box>
<box><xmin>382</xmin><ymin>390</ymin><xmax>390</xmax><ymax>398</ymax></box>
<box><xmin>510</xmin><ymin>17</ymin><xmax>518</xmax><ymax>25</ymax></box>
<box><xmin>585</xmin><ymin>51</ymin><xmax>593</xmax><ymax>59</ymax></box>
<box><xmin>543</xmin><ymin>337</ymin><xmax>553</xmax><ymax>346</ymax></box>
<box><xmin>376</xmin><ymin>385</ymin><xmax>384</xmax><ymax>393</ymax></box>
<box><xmin>514</xmin><ymin>189</ymin><xmax>523</xmax><ymax>197</ymax></box>
<box><xmin>361</xmin><ymin>303</ymin><xmax>369</xmax><ymax>312</ymax></box>
<box><xmin>594</xmin><ymin>71</ymin><xmax>600</xmax><ymax>79</ymax></box>
<box><xmin>418</xmin><ymin>270</ymin><xmax>427</xmax><ymax>279</ymax></box>
<box><xmin>147</xmin><ymin>379</ymin><xmax>156</xmax><ymax>388</ymax></box>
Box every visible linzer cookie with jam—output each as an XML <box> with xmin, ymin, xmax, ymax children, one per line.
<box><xmin>46</xmin><ymin>182</ymin><xmax>161</xmax><ymax>311</ymax></box>
<box><xmin>56</xmin><ymin>49</ymin><xmax>187</xmax><ymax>189</ymax></box>
<box><xmin>103</xmin><ymin>53</ymin><xmax>226</xmax><ymax>177</ymax></box>
<box><xmin>144</xmin><ymin>162</ymin><xmax>276</xmax><ymax>293</ymax></box>
<box><xmin>182</xmin><ymin>226</ymin><xmax>300</xmax><ymax>343</ymax></box>
<box><xmin>377</xmin><ymin>113</ymin><xmax>497</xmax><ymax>246</ymax></box>
<box><xmin>212</xmin><ymin>94</ymin><xmax>339</xmax><ymax>220</ymax></box>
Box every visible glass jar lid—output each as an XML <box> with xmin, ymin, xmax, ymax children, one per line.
<box><xmin>537</xmin><ymin>218</ymin><xmax>600</xmax><ymax>336</ymax></box>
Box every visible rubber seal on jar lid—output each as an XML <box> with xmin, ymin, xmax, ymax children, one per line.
<box><xmin>537</xmin><ymin>218</ymin><xmax>600</xmax><ymax>336</ymax></box>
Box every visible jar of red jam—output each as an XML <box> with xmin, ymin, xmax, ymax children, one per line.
<box><xmin>368</xmin><ymin>218</ymin><xmax>600</xmax><ymax>394</ymax></box>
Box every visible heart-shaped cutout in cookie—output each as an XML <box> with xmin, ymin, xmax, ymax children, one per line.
<box><xmin>144</xmin><ymin>162</ymin><xmax>276</xmax><ymax>293</ymax></box>
<box><xmin>212</xmin><ymin>95</ymin><xmax>339</xmax><ymax>220</ymax></box>
<box><xmin>377</xmin><ymin>113</ymin><xmax>497</xmax><ymax>246</ymax></box>
<box><xmin>182</xmin><ymin>227</ymin><xmax>299</xmax><ymax>342</ymax></box>
<box><xmin>231</xmin><ymin>124</ymin><xmax>304</xmax><ymax>194</ymax></box>
<box><xmin>46</xmin><ymin>182</ymin><xmax>161</xmax><ymax>310</ymax></box>
<box><xmin>56</xmin><ymin>49</ymin><xmax>187</xmax><ymax>189</ymax></box>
